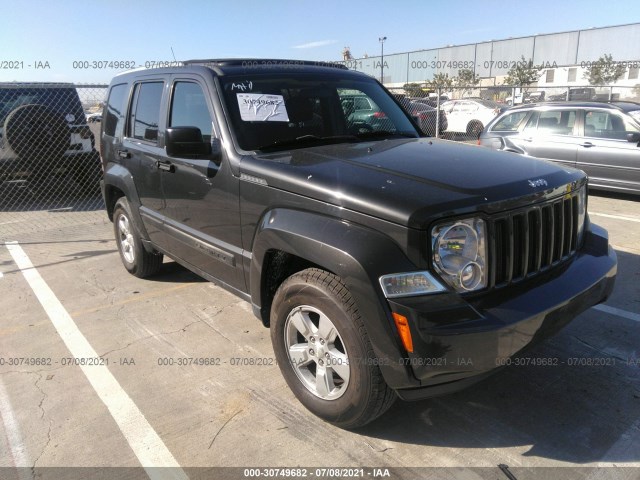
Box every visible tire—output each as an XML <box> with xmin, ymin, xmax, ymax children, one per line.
<box><xmin>4</xmin><ymin>104</ymin><xmax>70</xmax><ymax>163</ymax></box>
<box><xmin>270</xmin><ymin>268</ymin><xmax>396</xmax><ymax>428</ymax></box>
<box><xmin>113</xmin><ymin>197</ymin><xmax>163</xmax><ymax>278</ymax></box>
<box><xmin>466</xmin><ymin>121</ymin><xmax>484</xmax><ymax>137</ymax></box>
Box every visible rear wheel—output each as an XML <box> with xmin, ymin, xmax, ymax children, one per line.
<box><xmin>270</xmin><ymin>268</ymin><xmax>396</xmax><ymax>428</ymax></box>
<box><xmin>113</xmin><ymin>197</ymin><xmax>163</xmax><ymax>278</ymax></box>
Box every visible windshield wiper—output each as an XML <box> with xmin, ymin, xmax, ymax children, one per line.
<box><xmin>256</xmin><ymin>134</ymin><xmax>360</xmax><ymax>151</ymax></box>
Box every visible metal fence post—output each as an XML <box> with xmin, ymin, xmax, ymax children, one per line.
<box><xmin>435</xmin><ymin>87</ymin><xmax>441</xmax><ymax>139</ymax></box>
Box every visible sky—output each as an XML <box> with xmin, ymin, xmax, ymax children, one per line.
<box><xmin>1</xmin><ymin>0</ymin><xmax>639</xmax><ymax>84</ymax></box>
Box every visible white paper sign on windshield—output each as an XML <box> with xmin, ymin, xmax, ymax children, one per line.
<box><xmin>237</xmin><ymin>93</ymin><xmax>290</xmax><ymax>122</ymax></box>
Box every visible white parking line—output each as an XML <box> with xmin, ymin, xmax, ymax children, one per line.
<box><xmin>4</xmin><ymin>242</ymin><xmax>187</xmax><ymax>480</ymax></box>
<box><xmin>0</xmin><ymin>379</ymin><xmax>31</xmax><ymax>473</ymax></box>
<box><xmin>590</xmin><ymin>212</ymin><xmax>640</xmax><ymax>223</ymax></box>
<box><xmin>593</xmin><ymin>304</ymin><xmax>640</xmax><ymax>323</ymax></box>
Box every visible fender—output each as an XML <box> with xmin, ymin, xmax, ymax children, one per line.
<box><xmin>250</xmin><ymin>208</ymin><xmax>421</xmax><ymax>389</ymax></box>
<box><xmin>103</xmin><ymin>162</ymin><xmax>153</xmax><ymax>248</ymax></box>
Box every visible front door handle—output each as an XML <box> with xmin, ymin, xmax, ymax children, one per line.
<box><xmin>522</xmin><ymin>137</ymin><xmax>533</xmax><ymax>142</ymax></box>
<box><xmin>579</xmin><ymin>142</ymin><xmax>595</xmax><ymax>148</ymax></box>
<box><xmin>156</xmin><ymin>160</ymin><xmax>175</xmax><ymax>173</ymax></box>
<box><xmin>117</xmin><ymin>149</ymin><xmax>130</xmax><ymax>159</ymax></box>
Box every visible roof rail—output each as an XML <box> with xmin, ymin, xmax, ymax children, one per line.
<box><xmin>182</xmin><ymin>58</ymin><xmax>348</xmax><ymax>70</ymax></box>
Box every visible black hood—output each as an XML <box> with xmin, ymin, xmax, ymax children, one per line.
<box><xmin>241</xmin><ymin>138</ymin><xmax>586</xmax><ymax>228</ymax></box>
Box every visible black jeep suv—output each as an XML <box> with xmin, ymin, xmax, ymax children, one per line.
<box><xmin>101</xmin><ymin>59</ymin><xmax>617</xmax><ymax>428</ymax></box>
<box><xmin>0</xmin><ymin>83</ymin><xmax>102</xmax><ymax>197</ymax></box>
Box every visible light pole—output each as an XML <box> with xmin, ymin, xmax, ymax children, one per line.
<box><xmin>379</xmin><ymin>36</ymin><xmax>387</xmax><ymax>83</ymax></box>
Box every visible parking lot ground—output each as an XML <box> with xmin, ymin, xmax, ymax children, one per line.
<box><xmin>0</xmin><ymin>192</ymin><xmax>639</xmax><ymax>479</ymax></box>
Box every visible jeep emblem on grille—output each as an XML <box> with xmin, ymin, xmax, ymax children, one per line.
<box><xmin>528</xmin><ymin>178</ymin><xmax>548</xmax><ymax>188</ymax></box>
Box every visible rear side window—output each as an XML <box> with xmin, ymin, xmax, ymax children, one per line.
<box><xmin>129</xmin><ymin>82</ymin><xmax>164</xmax><ymax>142</ymax></box>
<box><xmin>353</xmin><ymin>97</ymin><xmax>372</xmax><ymax>110</ymax></box>
<box><xmin>492</xmin><ymin>111</ymin><xmax>528</xmax><ymax>131</ymax></box>
<box><xmin>524</xmin><ymin>110</ymin><xmax>576</xmax><ymax>135</ymax></box>
<box><xmin>585</xmin><ymin>110</ymin><xmax>639</xmax><ymax>140</ymax></box>
<box><xmin>104</xmin><ymin>83</ymin><xmax>128</xmax><ymax>137</ymax></box>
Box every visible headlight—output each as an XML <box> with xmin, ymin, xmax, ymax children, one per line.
<box><xmin>432</xmin><ymin>217</ymin><xmax>487</xmax><ymax>292</ymax></box>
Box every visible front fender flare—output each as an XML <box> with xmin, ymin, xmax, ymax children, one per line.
<box><xmin>251</xmin><ymin>208</ymin><xmax>420</xmax><ymax>389</ymax></box>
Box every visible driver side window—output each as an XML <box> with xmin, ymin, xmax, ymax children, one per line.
<box><xmin>169</xmin><ymin>82</ymin><xmax>213</xmax><ymax>141</ymax></box>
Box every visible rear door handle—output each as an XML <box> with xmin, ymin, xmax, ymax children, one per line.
<box><xmin>156</xmin><ymin>160</ymin><xmax>175</xmax><ymax>173</ymax></box>
<box><xmin>117</xmin><ymin>149</ymin><xmax>130</xmax><ymax>159</ymax></box>
<box><xmin>579</xmin><ymin>142</ymin><xmax>595</xmax><ymax>148</ymax></box>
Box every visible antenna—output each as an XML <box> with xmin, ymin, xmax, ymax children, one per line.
<box><xmin>171</xmin><ymin>47</ymin><xmax>177</xmax><ymax>62</ymax></box>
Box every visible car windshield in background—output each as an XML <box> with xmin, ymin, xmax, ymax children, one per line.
<box><xmin>219</xmin><ymin>74</ymin><xmax>419</xmax><ymax>151</ymax></box>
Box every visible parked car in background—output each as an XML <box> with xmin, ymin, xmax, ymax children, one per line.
<box><xmin>479</xmin><ymin>101</ymin><xmax>640</xmax><ymax>195</ymax></box>
<box><xmin>0</xmin><ymin>83</ymin><xmax>102</xmax><ymax>195</ymax></box>
<box><xmin>86</xmin><ymin>112</ymin><xmax>102</xmax><ymax>123</ymax></box>
<box><xmin>505</xmin><ymin>91</ymin><xmax>546</xmax><ymax>105</ymax></box>
<box><xmin>395</xmin><ymin>97</ymin><xmax>447</xmax><ymax>136</ymax></box>
<box><xmin>441</xmin><ymin>98</ymin><xmax>507</xmax><ymax>136</ymax></box>
<box><xmin>344</xmin><ymin>94</ymin><xmax>446</xmax><ymax>136</ymax></box>
<box><xmin>547</xmin><ymin>87</ymin><xmax>598</xmax><ymax>102</ymax></box>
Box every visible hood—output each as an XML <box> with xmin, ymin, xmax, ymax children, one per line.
<box><xmin>241</xmin><ymin>138</ymin><xmax>586</xmax><ymax>228</ymax></box>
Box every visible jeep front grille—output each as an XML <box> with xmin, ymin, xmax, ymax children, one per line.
<box><xmin>489</xmin><ymin>192</ymin><xmax>581</xmax><ymax>287</ymax></box>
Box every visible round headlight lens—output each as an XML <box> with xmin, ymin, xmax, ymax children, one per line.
<box><xmin>436</xmin><ymin>223</ymin><xmax>478</xmax><ymax>273</ymax></box>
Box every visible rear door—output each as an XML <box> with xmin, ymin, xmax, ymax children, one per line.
<box><xmin>122</xmin><ymin>79</ymin><xmax>169</xmax><ymax>248</ymax></box>
<box><xmin>516</xmin><ymin>108</ymin><xmax>580</xmax><ymax>168</ymax></box>
<box><xmin>576</xmin><ymin>109</ymin><xmax>640</xmax><ymax>192</ymax></box>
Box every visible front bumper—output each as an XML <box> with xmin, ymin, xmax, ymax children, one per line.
<box><xmin>386</xmin><ymin>222</ymin><xmax>617</xmax><ymax>401</ymax></box>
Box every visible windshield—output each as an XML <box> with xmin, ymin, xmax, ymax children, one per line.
<box><xmin>219</xmin><ymin>73</ymin><xmax>419</xmax><ymax>151</ymax></box>
<box><xmin>629</xmin><ymin>110</ymin><xmax>640</xmax><ymax>123</ymax></box>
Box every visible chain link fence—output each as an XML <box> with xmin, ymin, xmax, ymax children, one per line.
<box><xmin>1</xmin><ymin>81</ymin><xmax>638</xmax><ymax>242</ymax></box>
<box><xmin>0</xmin><ymin>83</ymin><xmax>109</xmax><ymax>242</ymax></box>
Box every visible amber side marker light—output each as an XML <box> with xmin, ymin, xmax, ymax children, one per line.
<box><xmin>392</xmin><ymin>312</ymin><xmax>414</xmax><ymax>353</ymax></box>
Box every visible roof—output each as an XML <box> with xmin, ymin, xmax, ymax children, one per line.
<box><xmin>183</xmin><ymin>58</ymin><xmax>348</xmax><ymax>70</ymax></box>
<box><xmin>112</xmin><ymin>58</ymin><xmax>358</xmax><ymax>81</ymax></box>
<box><xmin>509</xmin><ymin>101</ymin><xmax>640</xmax><ymax>111</ymax></box>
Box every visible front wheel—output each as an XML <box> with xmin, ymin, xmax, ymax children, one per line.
<box><xmin>270</xmin><ymin>268</ymin><xmax>396</xmax><ymax>428</ymax></box>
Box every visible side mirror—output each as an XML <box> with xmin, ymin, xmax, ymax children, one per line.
<box><xmin>626</xmin><ymin>132</ymin><xmax>640</xmax><ymax>143</ymax></box>
<box><xmin>165</xmin><ymin>127</ymin><xmax>212</xmax><ymax>157</ymax></box>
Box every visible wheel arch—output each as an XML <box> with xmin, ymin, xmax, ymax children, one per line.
<box><xmin>250</xmin><ymin>208</ymin><xmax>419</xmax><ymax>390</ymax></box>
<box><xmin>103</xmin><ymin>163</ymin><xmax>153</xmax><ymax>250</ymax></box>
